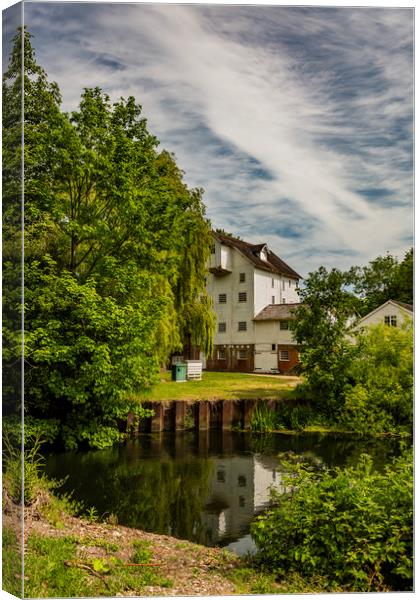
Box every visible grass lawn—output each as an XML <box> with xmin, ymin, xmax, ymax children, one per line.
<box><xmin>133</xmin><ymin>371</ymin><xmax>300</xmax><ymax>402</ymax></box>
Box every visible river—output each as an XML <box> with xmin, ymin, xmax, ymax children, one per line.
<box><xmin>44</xmin><ymin>430</ymin><xmax>402</xmax><ymax>556</ymax></box>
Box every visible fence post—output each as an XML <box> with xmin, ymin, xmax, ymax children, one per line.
<box><xmin>222</xmin><ymin>401</ymin><xmax>234</xmax><ymax>430</ymax></box>
<box><xmin>198</xmin><ymin>401</ymin><xmax>210</xmax><ymax>430</ymax></box>
<box><xmin>150</xmin><ymin>402</ymin><xmax>164</xmax><ymax>433</ymax></box>
<box><xmin>175</xmin><ymin>401</ymin><xmax>186</xmax><ymax>430</ymax></box>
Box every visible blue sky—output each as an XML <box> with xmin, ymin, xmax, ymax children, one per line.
<box><xmin>4</xmin><ymin>2</ymin><xmax>414</xmax><ymax>276</ymax></box>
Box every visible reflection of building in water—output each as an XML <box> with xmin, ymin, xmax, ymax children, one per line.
<box><xmin>201</xmin><ymin>454</ymin><xmax>285</xmax><ymax>546</ymax></box>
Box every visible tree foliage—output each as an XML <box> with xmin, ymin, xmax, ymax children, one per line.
<box><xmin>3</xmin><ymin>28</ymin><xmax>215</xmax><ymax>448</ymax></box>
<box><xmin>340</xmin><ymin>322</ymin><xmax>413</xmax><ymax>434</ymax></box>
<box><xmin>291</xmin><ymin>261</ymin><xmax>413</xmax><ymax>432</ymax></box>
<box><xmin>251</xmin><ymin>450</ymin><xmax>413</xmax><ymax>591</ymax></box>
<box><xmin>352</xmin><ymin>248</ymin><xmax>413</xmax><ymax>315</ymax></box>
<box><xmin>290</xmin><ymin>267</ymin><xmax>360</xmax><ymax>415</ymax></box>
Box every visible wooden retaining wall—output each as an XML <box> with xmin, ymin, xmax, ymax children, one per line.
<box><xmin>135</xmin><ymin>399</ymin><xmax>262</xmax><ymax>433</ymax></box>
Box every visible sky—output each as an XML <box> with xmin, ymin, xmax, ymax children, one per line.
<box><xmin>3</xmin><ymin>1</ymin><xmax>414</xmax><ymax>276</ymax></box>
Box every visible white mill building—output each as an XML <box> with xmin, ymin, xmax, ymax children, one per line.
<box><xmin>206</xmin><ymin>231</ymin><xmax>301</xmax><ymax>374</ymax></box>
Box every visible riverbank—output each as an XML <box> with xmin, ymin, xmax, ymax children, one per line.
<box><xmin>2</xmin><ymin>489</ymin><xmax>323</xmax><ymax>597</ymax></box>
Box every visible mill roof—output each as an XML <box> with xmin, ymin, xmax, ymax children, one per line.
<box><xmin>254</xmin><ymin>303</ymin><xmax>300</xmax><ymax>321</ymax></box>
<box><xmin>214</xmin><ymin>231</ymin><xmax>301</xmax><ymax>279</ymax></box>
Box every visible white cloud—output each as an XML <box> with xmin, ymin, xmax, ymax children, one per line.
<box><xmin>25</xmin><ymin>4</ymin><xmax>413</xmax><ymax>275</ymax></box>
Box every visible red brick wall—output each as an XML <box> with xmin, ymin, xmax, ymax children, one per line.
<box><xmin>206</xmin><ymin>345</ymin><xmax>255</xmax><ymax>372</ymax></box>
<box><xmin>278</xmin><ymin>345</ymin><xmax>299</xmax><ymax>374</ymax></box>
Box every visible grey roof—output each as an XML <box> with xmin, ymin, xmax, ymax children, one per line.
<box><xmin>214</xmin><ymin>231</ymin><xmax>301</xmax><ymax>279</ymax></box>
<box><xmin>392</xmin><ymin>300</ymin><xmax>413</xmax><ymax>312</ymax></box>
<box><xmin>254</xmin><ymin>303</ymin><xmax>300</xmax><ymax>321</ymax></box>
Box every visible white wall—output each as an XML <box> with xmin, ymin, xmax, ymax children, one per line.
<box><xmin>254</xmin><ymin>270</ymin><xmax>299</xmax><ymax>315</ymax></box>
<box><xmin>254</xmin><ymin>321</ymin><xmax>296</xmax><ymax>346</ymax></box>
<box><xmin>280</xmin><ymin>277</ymin><xmax>300</xmax><ymax>304</ymax></box>
<box><xmin>208</xmin><ymin>241</ymin><xmax>300</xmax><ymax>347</ymax></box>
<box><xmin>254</xmin><ymin>269</ymin><xmax>275</xmax><ymax>316</ymax></box>
<box><xmin>208</xmin><ymin>247</ymin><xmax>255</xmax><ymax>344</ymax></box>
<box><xmin>354</xmin><ymin>302</ymin><xmax>412</xmax><ymax>330</ymax></box>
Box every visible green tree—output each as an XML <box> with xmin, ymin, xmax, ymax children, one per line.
<box><xmin>352</xmin><ymin>248</ymin><xmax>413</xmax><ymax>315</ymax></box>
<box><xmin>291</xmin><ymin>267</ymin><xmax>360</xmax><ymax>415</ymax></box>
<box><xmin>3</xmin><ymin>29</ymin><xmax>214</xmax><ymax>448</ymax></box>
<box><xmin>394</xmin><ymin>248</ymin><xmax>413</xmax><ymax>305</ymax></box>
<box><xmin>340</xmin><ymin>322</ymin><xmax>413</xmax><ymax>434</ymax></box>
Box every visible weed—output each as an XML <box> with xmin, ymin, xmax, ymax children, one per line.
<box><xmin>24</xmin><ymin>532</ymin><xmax>173</xmax><ymax>597</ymax></box>
<box><xmin>2</xmin><ymin>527</ymin><xmax>22</xmax><ymax>597</ymax></box>
<box><xmin>226</xmin><ymin>565</ymin><xmax>279</xmax><ymax>594</ymax></box>
<box><xmin>40</xmin><ymin>492</ymin><xmax>83</xmax><ymax>528</ymax></box>
<box><xmin>131</xmin><ymin>539</ymin><xmax>152</xmax><ymax>563</ymax></box>
<box><xmin>85</xmin><ymin>506</ymin><xmax>99</xmax><ymax>523</ymax></box>
<box><xmin>106</xmin><ymin>512</ymin><xmax>119</xmax><ymax>525</ymax></box>
<box><xmin>24</xmin><ymin>535</ymin><xmax>92</xmax><ymax>598</ymax></box>
<box><xmin>175</xmin><ymin>541</ymin><xmax>190</xmax><ymax>550</ymax></box>
<box><xmin>250</xmin><ymin>403</ymin><xmax>277</xmax><ymax>432</ymax></box>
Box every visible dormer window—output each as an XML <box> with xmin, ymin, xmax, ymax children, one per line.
<box><xmin>260</xmin><ymin>248</ymin><xmax>268</xmax><ymax>261</ymax></box>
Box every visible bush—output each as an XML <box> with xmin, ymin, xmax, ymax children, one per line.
<box><xmin>340</xmin><ymin>322</ymin><xmax>413</xmax><ymax>434</ymax></box>
<box><xmin>251</xmin><ymin>450</ymin><xmax>413</xmax><ymax>591</ymax></box>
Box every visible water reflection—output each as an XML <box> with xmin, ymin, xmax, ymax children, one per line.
<box><xmin>44</xmin><ymin>431</ymin><xmax>402</xmax><ymax>556</ymax></box>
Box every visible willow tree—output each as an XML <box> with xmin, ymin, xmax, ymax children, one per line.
<box><xmin>4</xmin><ymin>29</ymin><xmax>215</xmax><ymax>448</ymax></box>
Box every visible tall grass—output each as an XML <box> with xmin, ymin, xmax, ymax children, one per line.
<box><xmin>250</xmin><ymin>401</ymin><xmax>315</xmax><ymax>433</ymax></box>
<box><xmin>250</xmin><ymin>403</ymin><xmax>278</xmax><ymax>432</ymax></box>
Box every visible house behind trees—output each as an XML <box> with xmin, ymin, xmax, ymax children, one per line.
<box><xmin>354</xmin><ymin>299</ymin><xmax>413</xmax><ymax>332</ymax></box>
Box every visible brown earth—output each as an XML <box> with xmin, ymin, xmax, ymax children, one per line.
<box><xmin>3</xmin><ymin>491</ymin><xmax>243</xmax><ymax>597</ymax></box>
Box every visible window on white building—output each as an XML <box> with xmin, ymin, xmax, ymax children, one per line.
<box><xmin>282</xmin><ymin>298</ymin><xmax>286</xmax><ymax>304</ymax></box>
<box><xmin>237</xmin><ymin>349</ymin><xmax>246</xmax><ymax>359</ymax></box>
<box><xmin>218</xmin><ymin>322</ymin><xmax>226</xmax><ymax>333</ymax></box>
<box><xmin>280</xmin><ymin>320</ymin><xmax>289</xmax><ymax>330</ymax></box>
<box><xmin>384</xmin><ymin>315</ymin><xmax>397</xmax><ymax>327</ymax></box>
<box><xmin>238</xmin><ymin>292</ymin><xmax>247</xmax><ymax>302</ymax></box>
<box><xmin>211</xmin><ymin>244</ymin><xmax>216</xmax><ymax>254</ymax></box>
<box><xmin>271</xmin><ymin>278</ymin><xmax>275</xmax><ymax>287</ymax></box>
<box><xmin>239</xmin><ymin>272</ymin><xmax>246</xmax><ymax>282</ymax></box>
<box><xmin>238</xmin><ymin>321</ymin><xmax>247</xmax><ymax>331</ymax></box>
<box><xmin>282</xmin><ymin>280</ymin><xmax>285</xmax><ymax>290</ymax></box>
<box><xmin>289</xmin><ymin>279</ymin><xmax>291</xmax><ymax>287</ymax></box>
<box><xmin>280</xmin><ymin>350</ymin><xmax>290</xmax><ymax>361</ymax></box>
<box><xmin>272</xmin><ymin>295</ymin><xmax>275</xmax><ymax>304</ymax></box>
<box><xmin>217</xmin><ymin>349</ymin><xmax>226</xmax><ymax>360</ymax></box>
<box><xmin>238</xmin><ymin>475</ymin><xmax>247</xmax><ymax>487</ymax></box>
<box><xmin>218</xmin><ymin>293</ymin><xmax>227</xmax><ymax>303</ymax></box>
<box><xmin>271</xmin><ymin>343</ymin><xmax>276</xmax><ymax>351</ymax></box>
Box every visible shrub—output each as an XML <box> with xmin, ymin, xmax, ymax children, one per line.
<box><xmin>340</xmin><ymin>322</ymin><xmax>413</xmax><ymax>434</ymax></box>
<box><xmin>251</xmin><ymin>450</ymin><xmax>413</xmax><ymax>592</ymax></box>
